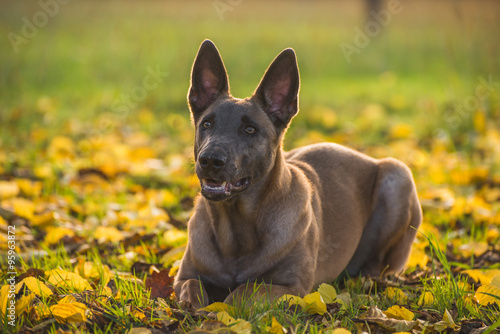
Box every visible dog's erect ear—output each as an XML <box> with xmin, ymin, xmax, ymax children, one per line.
<box><xmin>188</xmin><ymin>40</ymin><xmax>229</xmax><ymax>117</ymax></box>
<box><xmin>254</xmin><ymin>48</ymin><xmax>300</xmax><ymax>129</ymax></box>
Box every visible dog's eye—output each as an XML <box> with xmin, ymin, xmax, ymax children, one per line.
<box><xmin>245</xmin><ymin>126</ymin><xmax>256</xmax><ymax>134</ymax></box>
<box><xmin>202</xmin><ymin>120</ymin><xmax>211</xmax><ymax>129</ymax></box>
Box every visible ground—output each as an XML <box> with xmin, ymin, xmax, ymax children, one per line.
<box><xmin>0</xmin><ymin>0</ymin><xmax>499</xmax><ymax>333</ymax></box>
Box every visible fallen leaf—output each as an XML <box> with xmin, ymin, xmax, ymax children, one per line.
<box><xmin>0</xmin><ymin>181</ymin><xmax>20</xmax><ymax>199</ymax></box>
<box><xmin>163</xmin><ymin>229</ymin><xmax>187</xmax><ymax>247</ymax></box>
<box><xmin>303</xmin><ymin>291</ymin><xmax>326</xmax><ymax>315</ymax></box>
<box><xmin>434</xmin><ymin>309</ymin><xmax>458</xmax><ymax>331</ymax></box>
<box><xmin>384</xmin><ymin>305</ymin><xmax>414</xmax><ymax>321</ymax></box>
<box><xmin>475</xmin><ymin>284</ymin><xmax>500</xmax><ymax>306</ymax></box>
<box><xmin>216</xmin><ymin>311</ymin><xmax>252</xmax><ymax>334</ymax></box>
<box><xmin>15</xmin><ymin>293</ymin><xmax>35</xmax><ymax>316</ymax></box>
<box><xmin>417</xmin><ymin>291</ymin><xmax>434</xmax><ymax>307</ymax></box>
<box><xmin>384</xmin><ymin>287</ymin><xmax>408</xmax><ymax>304</ymax></box>
<box><xmin>50</xmin><ymin>302</ymin><xmax>87</xmax><ymax>323</ymax></box>
<box><xmin>44</xmin><ymin>227</ymin><xmax>75</xmax><ymax>245</ymax></box>
<box><xmin>318</xmin><ymin>283</ymin><xmax>337</xmax><ymax>304</ymax></box>
<box><xmin>47</xmin><ymin>269</ymin><xmax>93</xmax><ymax>292</ymax></box>
<box><xmin>356</xmin><ymin>306</ymin><xmax>417</xmax><ymax>332</ymax></box>
<box><xmin>94</xmin><ymin>226</ymin><xmax>124</xmax><ymax>243</ymax></box>
<box><xmin>268</xmin><ymin>316</ymin><xmax>285</xmax><ymax>334</ymax></box>
<box><xmin>463</xmin><ymin>269</ymin><xmax>500</xmax><ymax>284</ymax></box>
<box><xmin>329</xmin><ymin>329</ymin><xmax>352</xmax><ymax>334</ymax></box>
<box><xmin>199</xmin><ymin>302</ymin><xmax>234</xmax><ymax>313</ymax></box>
<box><xmin>145</xmin><ymin>269</ymin><xmax>174</xmax><ymax>299</ymax></box>
<box><xmin>15</xmin><ymin>277</ymin><xmax>53</xmax><ymax>297</ymax></box>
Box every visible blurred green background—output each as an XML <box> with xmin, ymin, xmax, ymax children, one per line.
<box><xmin>0</xmin><ymin>0</ymin><xmax>499</xmax><ymax>151</ymax></box>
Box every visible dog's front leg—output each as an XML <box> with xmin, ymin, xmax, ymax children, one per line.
<box><xmin>175</xmin><ymin>278</ymin><xmax>209</xmax><ymax>310</ymax></box>
<box><xmin>224</xmin><ymin>283</ymin><xmax>305</xmax><ymax>306</ymax></box>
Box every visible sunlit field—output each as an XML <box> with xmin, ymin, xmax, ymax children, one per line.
<box><xmin>1</xmin><ymin>0</ymin><xmax>499</xmax><ymax>332</ymax></box>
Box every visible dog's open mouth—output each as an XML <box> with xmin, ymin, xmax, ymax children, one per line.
<box><xmin>201</xmin><ymin>177</ymin><xmax>250</xmax><ymax>200</ymax></box>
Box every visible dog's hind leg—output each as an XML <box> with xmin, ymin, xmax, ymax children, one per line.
<box><xmin>345</xmin><ymin>158</ymin><xmax>422</xmax><ymax>277</ymax></box>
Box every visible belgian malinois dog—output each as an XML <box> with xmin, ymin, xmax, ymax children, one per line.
<box><xmin>174</xmin><ymin>40</ymin><xmax>422</xmax><ymax>309</ymax></box>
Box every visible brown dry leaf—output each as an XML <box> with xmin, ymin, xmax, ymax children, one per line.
<box><xmin>145</xmin><ymin>269</ymin><xmax>175</xmax><ymax>299</ymax></box>
<box><xmin>356</xmin><ymin>306</ymin><xmax>417</xmax><ymax>332</ymax></box>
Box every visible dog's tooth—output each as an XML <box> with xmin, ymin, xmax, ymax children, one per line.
<box><xmin>223</xmin><ymin>181</ymin><xmax>231</xmax><ymax>195</ymax></box>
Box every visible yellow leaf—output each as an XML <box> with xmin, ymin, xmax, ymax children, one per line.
<box><xmin>58</xmin><ymin>295</ymin><xmax>77</xmax><ymax>304</ymax></box>
<box><xmin>199</xmin><ymin>302</ymin><xmax>234</xmax><ymax>313</ymax></box>
<box><xmin>491</xmin><ymin>275</ymin><xmax>500</xmax><ymax>289</ymax></box>
<box><xmin>457</xmin><ymin>242</ymin><xmax>488</xmax><ymax>258</ymax></box>
<box><xmin>47</xmin><ymin>136</ymin><xmax>75</xmax><ymax>162</ymax></box>
<box><xmin>463</xmin><ymin>269</ymin><xmax>500</xmax><ymax>284</ymax></box>
<box><xmin>11</xmin><ymin>197</ymin><xmax>35</xmax><ymax>220</ymax></box>
<box><xmin>303</xmin><ymin>292</ymin><xmax>326</xmax><ymax>315</ymax></box>
<box><xmin>94</xmin><ymin>226</ymin><xmax>124</xmax><ymax>243</ymax></box>
<box><xmin>168</xmin><ymin>265</ymin><xmax>179</xmax><ymax>277</ymax></box>
<box><xmin>16</xmin><ymin>179</ymin><xmax>42</xmax><ymax>197</ymax></box>
<box><xmin>15</xmin><ymin>293</ymin><xmax>35</xmax><ymax>316</ymax></box>
<box><xmin>384</xmin><ymin>287</ymin><xmax>408</xmax><ymax>304</ymax></box>
<box><xmin>474</xmin><ymin>110</ymin><xmax>486</xmax><ymax>133</ymax></box>
<box><xmin>0</xmin><ymin>215</ymin><xmax>6</xmax><ymax>226</ymax></box>
<box><xmin>216</xmin><ymin>310</ymin><xmax>235</xmax><ymax>325</ymax></box>
<box><xmin>434</xmin><ymin>309</ymin><xmax>458</xmax><ymax>331</ymax></box>
<box><xmin>44</xmin><ymin>227</ymin><xmax>75</xmax><ymax>245</ymax></box>
<box><xmin>278</xmin><ymin>294</ymin><xmax>306</xmax><ymax>309</ymax></box>
<box><xmin>74</xmin><ymin>261</ymin><xmax>112</xmax><ymax>286</ymax></box>
<box><xmin>35</xmin><ymin>303</ymin><xmax>51</xmax><ymax>319</ymax></box>
<box><xmin>268</xmin><ymin>316</ymin><xmax>285</xmax><ymax>334</ymax></box>
<box><xmin>390</xmin><ymin>123</ymin><xmax>413</xmax><ymax>139</ymax></box>
<box><xmin>0</xmin><ymin>181</ymin><xmax>19</xmax><ymax>199</ymax></box>
<box><xmin>16</xmin><ymin>277</ymin><xmax>53</xmax><ymax>297</ymax></box>
<box><xmin>31</xmin><ymin>211</ymin><xmax>57</xmax><ymax>227</ymax></box>
<box><xmin>384</xmin><ymin>305</ymin><xmax>414</xmax><ymax>321</ymax></box>
<box><xmin>335</xmin><ymin>292</ymin><xmax>352</xmax><ymax>310</ymax></box>
<box><xmin>50</xmin><ymin>302</ymin><xmax>87</xmax><ymax>323</ymax></box>
<box><xmin>163</xmin><ymin>229</ymin><xmax>188</xmax><ymax>247</ymax></box>
<box><xmin>131</xmin><ymin>309</ymin><xmax>146</xmax><ymax>321</ymax></box>
<box><xmin>406</xmin><ymin>247</ymin><xmax>429</xmax><ymax>269</ymax></box>
<box><xmin>417</xmin><ymin>291</ymin><xmax>434</xmax><ymax>307</ymax></box>
<box><xmin>318</xmin><ymin>283</ymin><xmax>337</xmax><ymax>304</ymax></box>
<box><xmin>330</xmin><ymin>329</ymin><xmax>353</xmax><ymax>334</ymax></box>
<box><xmin>475</xmin><ymin>284</ymin><xmax>500</xmax><ymax>306</ymax></box>
<box><xmin>0</xmin><ymin>285</ymin><xmax>10</xmax><ymax>317</ymax></box>
<box><xmin>47</xmin><ymin>269</ymin><xmax>93</xmax><ymax>292</ymax></box>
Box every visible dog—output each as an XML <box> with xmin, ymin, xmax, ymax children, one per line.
<box><xmin>174</xmin><ymin>40</ymin><xmax>422</xmax><ymax>309</ymax></box>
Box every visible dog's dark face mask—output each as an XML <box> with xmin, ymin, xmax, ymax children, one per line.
<box><xmin>187</xmin><ymin>40</ymin><xmax>300</xmax><ymax>202</ymax></box>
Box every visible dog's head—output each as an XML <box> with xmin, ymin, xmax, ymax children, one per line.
<box><xmin>188</xmin><ymin>40</ymin><xmax>300</xmax><ymax>201</ymax></box>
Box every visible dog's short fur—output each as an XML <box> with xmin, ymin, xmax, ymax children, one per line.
<box><xmin>174</xmin><ymin>40</ymin><xmax>422</xmax><ymax>308</ymax></box>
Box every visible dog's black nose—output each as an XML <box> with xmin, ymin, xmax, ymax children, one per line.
<box><xmin>199</xmin><ymin>151</ymin><xmax>226</xmax><ymax>171</ymax></box>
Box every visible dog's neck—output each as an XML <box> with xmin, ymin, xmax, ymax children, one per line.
<box><xmin>203</xmin><ymin>149</ymin><xmax>292</xmax><ymax>258</ymax></box>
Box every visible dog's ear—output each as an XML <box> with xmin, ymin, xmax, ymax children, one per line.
<box><xmin>254</xmin><ymin>48</ymin><xmax>300</xmax><ymax>129</ymax></box>
<box><xmin>188</xmin><ymin>40</ymin><xmax>229</xmax><ymax>117</ymax></box>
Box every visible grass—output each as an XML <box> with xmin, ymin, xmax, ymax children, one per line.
<box><xmin>1</xmin><ymin>0</ymin><xmax>500</xmax><ymax>333</ymax></box>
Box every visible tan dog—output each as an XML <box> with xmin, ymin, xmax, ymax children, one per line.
<box><xmin>174</xmin><ymin>40</ymin><xmax>422</xmax><ymax>309</ymax></box>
